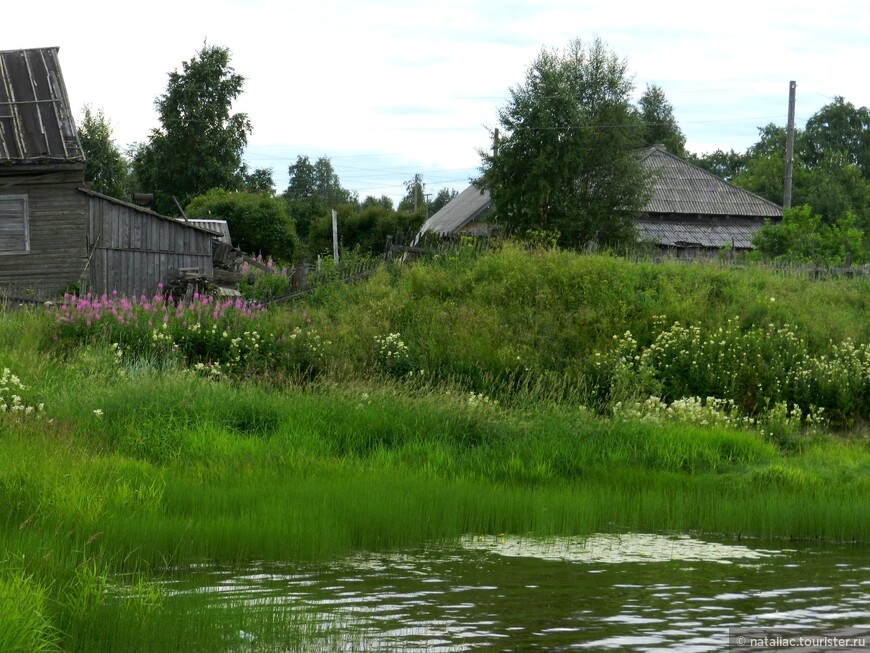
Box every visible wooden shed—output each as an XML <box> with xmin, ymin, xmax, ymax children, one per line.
<box><xmin>82</xmin><ymin>189</ymin><xmax>217</xmax><ymax>296</ymax></box>
<box><xmin>0</xmin><ymin>47</ymin><xmax>217</xmax><ymax>297</ymax></box>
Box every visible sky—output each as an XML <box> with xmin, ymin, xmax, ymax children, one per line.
<box><xmin>7</xmin><ymin>0</ymin><xmax>869</xmax><ymax>206</ymax></box>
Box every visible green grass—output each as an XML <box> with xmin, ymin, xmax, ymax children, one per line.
<box><xmin>2</xmin><ymin>248</ymin><xmax>870</xmax><ymax>651</ymax></box>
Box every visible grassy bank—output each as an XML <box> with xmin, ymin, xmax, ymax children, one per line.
<box><xmin>1</xmin><ymin>247</ymin><xmax>869</xmax><ymax>651</ymax></box>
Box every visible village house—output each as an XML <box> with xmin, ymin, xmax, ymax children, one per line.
<box><xmin>421</xmin><ymin>145</ymin><xmax>783</xmax><ymax>256</ymax></box>
<box><xmin>0</xmin><ymin>47</ymin><xmax>217</xmax><ymax>298</ymax></box>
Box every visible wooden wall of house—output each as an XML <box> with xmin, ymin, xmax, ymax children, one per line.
<box><xmin>85</xmin><ymin>195</ymin><xmax>214</xmax><ymax>296</ymax></box>
<box><xmin>0</xmin><ymin>171</ymin><xmax>88</xmax><ymax>295</ymax></box>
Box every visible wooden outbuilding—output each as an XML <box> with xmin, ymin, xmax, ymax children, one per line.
<box><xmin>635</xmin><ymin>145</ymin><xmax>783</xmax><ymax>257</ymax></box>
<box><xmin>0</xmin><ymin>47</ymin><xmax>217</xmax><ymax>297</ymax></box>
<box><xmin>422</xmin><ymin>146</ymin><xmax>783</xmax><ymax>255</ymax></box>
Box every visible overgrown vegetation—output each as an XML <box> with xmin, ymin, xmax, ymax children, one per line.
<box><xmin>2</xmin><ymin>246</ymin><xmax>869</xmax><ymax>651</ymax></box>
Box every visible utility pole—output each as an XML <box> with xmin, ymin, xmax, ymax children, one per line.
<box><xmin>784</xmin><ymin>80</ymin><xmax>797</xmax><ymax>209</ymax></box>
<box><xmin>331</xmin><ymin>209</ymin><xmax>339</xmax><ymax>264</ymax></box>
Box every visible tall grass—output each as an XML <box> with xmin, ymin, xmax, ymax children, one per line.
<box><xmin>2</xmin><ymin>246</ymin><xmax>870</xmax><ymax>650</ymax></box>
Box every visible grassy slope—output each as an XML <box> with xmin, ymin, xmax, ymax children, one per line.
<box><xmin>1</xmin><ymin>248</ymin><xmax>869</xmax><ymax>651</ymax></box>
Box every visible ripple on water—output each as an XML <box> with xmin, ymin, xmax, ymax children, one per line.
<box><xmin>138</xmin><ymin>534</ymin><xmax>870</xmax><ymax>652</ymax></box>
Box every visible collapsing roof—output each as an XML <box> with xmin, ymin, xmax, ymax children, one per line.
<box><xmin>0</xmin><ymin>47</ymin><xmax>84</xmax><ymax>165</ymax></box>
<box><xmin>635</xmin><ymin>220</ymin><xmax>761</xmax><ymax>249</ymax></box>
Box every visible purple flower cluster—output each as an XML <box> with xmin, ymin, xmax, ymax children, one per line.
<box><xmin>49</xmin><ymin>286</ymin><xmax>271</xmax><ymax>372</ymax></box>
<box><xmin>52</xmin><ymin>286</ymin><xmax>265</xmax><ymax>329</ymax></box>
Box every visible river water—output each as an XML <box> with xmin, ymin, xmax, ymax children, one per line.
<box><xmin>161</xmin><ymin>533</ymin><xmax>870</xmax><ymax>652</ymax></box>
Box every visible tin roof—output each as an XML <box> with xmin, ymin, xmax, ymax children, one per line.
<box><xmin>185</xmin><ymin>219</ymin><xmax>232</xmax><ymax>244</ymax></box>
<box><xmin>640</xmin><ymin>146</ymin><xmax>782</xmax><ymax>218</ymax></box>
<box><xmin>0</xmin><ymin>47</ymin><xmax>84</xmax><ymax>165</ymax></box>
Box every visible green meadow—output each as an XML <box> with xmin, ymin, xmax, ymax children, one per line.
<box><xmin>2</xmin><ymin>244</ymin><xmax>869</xmax><ymax>651</ymax></box>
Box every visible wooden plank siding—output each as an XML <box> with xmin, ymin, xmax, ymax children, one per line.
<box><xmin>0</xmin><ymin>172</ymin><xmax>88</xmax><ymax>294</ymax></box>
<box><xmin>84</xmin><ymin>193</ymin><xmax>214</xmax><ymax>297</ymax></box>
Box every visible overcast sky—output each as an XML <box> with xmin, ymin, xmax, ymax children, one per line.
<box><xmin>7</xmin><ymin>0</ymin><xmax>869</xmax><ymax>205</ymax></box>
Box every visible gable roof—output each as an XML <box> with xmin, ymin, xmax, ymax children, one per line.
<box><xmin>423</xmin><ymin>147</ymin><xmax>783</xmax><ymax>238</ymax></box>
<box><xmin>640</xmin><ymin>145</ymin><xmax>782</xmax><ymax>218</ymax></box>
<box><xmin>0</xmin><ymin>47</ymin><xmax>84</xmax><ymax>166</ymax></box>
<box><xmin>420</xmin><ymin>184</ymin><xmax>491</xmax><ymax>236</ymax></box>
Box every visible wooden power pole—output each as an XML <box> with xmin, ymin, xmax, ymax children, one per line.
<box><xmin>784</xmin><ymin>81</ymin><xmax>797</xmax><ymax>209</ymax></box>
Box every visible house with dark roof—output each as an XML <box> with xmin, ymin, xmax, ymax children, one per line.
<box><xmin>421</xmin><ymin>145</ymin><xmax>783</xmax><ymax>254</ymax></box>
<box><xmin>0</xmin><ymin>47</ymin><xmax>217</xmax><ymax>297</ymax></box>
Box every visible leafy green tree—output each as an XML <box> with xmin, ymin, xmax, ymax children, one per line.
<box><xmin>428</xmin><ymin>187</ymin><xmax>459</xmax><ymax>215</ymax></box>
<box><xmin>752</xmin><ymin>204</ymin><xmax>867</xmax><ymax>266</ymax></box>
<box><xmin>803</xmin><ymin>97</ymin><xmax>870</xmax><ymax>177</ymax></box>
<box><xmin>242</xmin><ymin>167</ymin><xmax>275</xmax><ymax>195</ymax></box>
<box><xmin>78</xmin><ymin>106</ymin><xmax>131</xmax><ymax>199</ymax></box>
<box><xmin>361</xmin><ymin>195</ymin><xmax>394</xmax><ymax>211</ymax></box>
<box><xmin>801</xmin><ymin>151</ymin><xmax>870</xmax><ymax>228</ymax></box>
<box><xmin>283</xmin><ymin>155</ymin><xmax>356</xmax><ymax>240</ymax></box>
<box><xmin>733</xmin><ymin>137</ymin><xmax>870</xmax><ymax>227</ymax></box>
<box><xmin>731</xmin><ymin>151</ymin><xmax>789</xmax><ymax>205</ymax></box>
<box><xmin>307</xmin><ymin>202</ymin><xmax>424</xmax><ymax>256</ymax></box>
<box><xmin>186</xmin><ymin>189</ymin><xmax>297</xmax><ymax>261</ymax></box>
<box><xmin>398</xmin><ymin>174</ymin><xmax>426</xmax><ymax>216</ymax></box>
<box><xmin>478</xmin><ymin>37</ymin><xmax>650</xmax><ymax>248</ymax></box>
<box><xmin>688</xmin><ymin>149</ymin><xmax>748</xmax><ymax>181</ymax></box>
<box><xmin>744</xmin><ymin>123</ymin><xmax>802</xmax><ymax>160</ymax></box>
<box><xmin>638</xmin><ymin>84</ymin><xmax>686</xmax><ymax>157</ymax></box>
<box><xmin>131</xmin><ymin>43</ymin><xmax>252</xmax><ymax>215</ymax></box>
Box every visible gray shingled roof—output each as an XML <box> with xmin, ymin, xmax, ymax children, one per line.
<box><xmin>640</xmin><ymin>146</ymin><xmax>782</xmax><ymax>218</ymax></box>
<box><xmin>0</xmin><ymin>47</ymin><xmax>84</xmax><ymax>165</ymax></box>
<box><xmin>423</xmin><ymin>147</ymin><xmax>782</xmax><ymax>241</ymax></box>
<box><xmin>636</xmin><ymin>220</ymin><xmax>762</xmax><ymax>249</ymax></box>
<box><xmin>420</xmin><ymin>184</ymin><xmax>490</xmax><ymax>236</ymax></box>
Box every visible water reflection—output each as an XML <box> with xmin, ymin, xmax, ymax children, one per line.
<box><xmin>158</xmin><ymin>534</ymin><xmax>870</xmax><ymax>652</ymax></box>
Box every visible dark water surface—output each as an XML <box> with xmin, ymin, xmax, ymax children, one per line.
<box><xmin>161</xmin><ymin>534</ymin><xmax>870</xmax><ymax>651</ymax></box>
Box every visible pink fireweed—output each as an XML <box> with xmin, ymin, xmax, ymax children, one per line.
<box><xmin>49</xmin><ymin>289</ymin><xmax>270</xmax><ymax>374</ymax></box>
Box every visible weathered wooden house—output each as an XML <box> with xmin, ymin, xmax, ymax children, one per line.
<box><xmin>421</xmin><ymin>145</ymin><xmax>783</xmax><ymax>255</ymax></box>
<box><xmin>0</xmin><ymin>47</ymin><xmax>217</xmax><ymax>297</ymax></box>
<box><xmin>635</xmin><ymin>145</ymin><xmax>782</xmax><ymax>257</ymax></box>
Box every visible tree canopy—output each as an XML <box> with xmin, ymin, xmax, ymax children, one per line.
<box><xmin>78</xmin><ymin>106</ymin><xmax>131</xmax><ymax>200</ymax></box>
<box><xmin>638</xmin><ymin>84</ymin><xmax>686</xmax><ymax>157</ymax></box>
<box><xmin>283</xmin><ymin>155</ymin><xmax>357</xmax><ymax>239</ymax></box>
<box><xmin>186</xmin><ymin>189</ymin><xmax>297</xmax><ymax>261</ymax></box>
<box><xmin>478</xmin><ymin>37</ymin><xmax>651</xmax><ymax>249</ymax></box>
<box><xmin>131</xmin><ymin>44</ymin><xmax>252</xmax><ymax>215</ymax></box>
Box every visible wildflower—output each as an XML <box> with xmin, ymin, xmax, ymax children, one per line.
<box><xmin>93</xmin><ymin>409</ymin><xmax>103</xmax><ymax>418</ymax></box>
